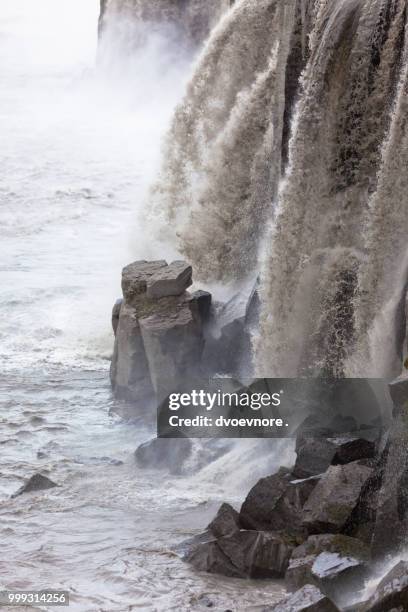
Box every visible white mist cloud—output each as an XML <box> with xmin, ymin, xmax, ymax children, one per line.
<box><xmin>0</xmin><ymin>0</ymin><xmax>99</xmax><ymax>72</ymax></box>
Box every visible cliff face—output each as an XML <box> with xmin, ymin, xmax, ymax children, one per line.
<box><xmin>99</xmin><ymin>0</ymin><xmax>233</xmax><ymax>46</ymax></box>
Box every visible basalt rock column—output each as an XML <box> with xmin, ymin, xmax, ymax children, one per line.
<box><xmin>110</xmin><ymin>260</ymin><xmax>206</xmax><ymax>406</ymax></box>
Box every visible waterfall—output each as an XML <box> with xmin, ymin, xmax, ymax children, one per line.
<box><xmin>99</xmin><ymin>0</ymin><xmax>231</xmax><ymax>48</ymax></box>
<box><xmin>148</xmin><ymin>0</ymin><xmax>408</xmax><ymax>378</ymax></box>
<box><xmin>148</xmin><ymin>0</ymin><xmax>312</xmax><ymax>281</ymax></box>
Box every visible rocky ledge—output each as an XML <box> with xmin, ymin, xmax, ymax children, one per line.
<box><xmin>176</xmin><ymin>374</ymin><xmax>408</xmax><ymax>611</ymax></box>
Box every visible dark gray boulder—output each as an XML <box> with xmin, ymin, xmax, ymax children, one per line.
<box><xmin>186</xmin><ymin>530</ymin><xmax>295</xmax><ymax>579</ymax></box>
<box><xmin>208</xmin><ymin>503</ymin><xmax>240</xmax><ymax>538</ymax></box>
<box><xmin>365</xmin><ymin>561</ymin><xmax>408</xmax><ymax>612</ymax></box>
<box><xmin>202</xmin><ymin>316</ymin><xmax>251</xmax><ymax>377</ymax></box>
<box><xmin>286</xmin><ymin>535</ymin><xmax>370</xmax><ymax>606</ymax></box>
<box><xmin>330</xmin><ymin>435</ymin><xmax>376</xmax><ymax>465</ymax></box>
<box><xmin>293</xmin><ymin>434</ymin><xmax>377</xmax><ymax>479</ymax></box>
<box><xmin>187</xmin><ymin>290</ymin><xmax>212</xmax><ymax>323</ymax></box>
<box><xmin>146</xmin><ymin>261</ymin><xmax>192</xmax><ymax>299</ymax></box>
<box><xmin>266</xmin><ymin>584</ymin><xmax>340</xmax><ymax>612</ymax></box>
<box><xmin>12</xmin><ymin>473</ymin><xmax>58</xmax><ymax>498</ymax></box>
<box><xmin>122</xmin><ymin>260</ymin><xmax>167</xmax><ymax>302</ymax></box>
<box><xmin>240</xmin><ymin>467</ymin><xmax>318</xmax><ymax>534</ymax></box>
<box><xmin>139</xmin><ymin>304</ymin><xmax>204</xmax><ymax>401</ymax></box>
<box><xmin>302</xmin><ymin>462</ymin><xmax>373</xmax><ymax>534</ymax></box>
<box><xmin>134</xmin><ymin>436</ymin><xmax>192</xmax><ymax>474</ymax></box>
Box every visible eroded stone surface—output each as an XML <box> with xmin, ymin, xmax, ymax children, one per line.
<box><xmin>146</xmin><ymin>261</ymin><xmax>192</xmax><ymax>298</ymax></box>
<box><xmin>186</xmin><ymin>530</ymin><xmax>295</xmax><ymax>579</ymax></box>
<box><xmin>302</xmin><ymin>462</ymin><xmax>373</xmax><ymax>534</ymax></box>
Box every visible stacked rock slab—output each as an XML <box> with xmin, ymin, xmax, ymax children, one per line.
<box><xmin>110</xmin><ymin>260</ymin><xmax>206</xmax><ymax>405</ymax></box>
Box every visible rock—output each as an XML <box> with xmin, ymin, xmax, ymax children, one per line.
<box><xmin>139</xmin><ymin>304</ymin><xmax>204</xmax><ymax>401</ymax></box>
<box><xmin>294</xmin><ymin>432</ymin><xmax>377</xmax><ymax>479</ymax></box>
<box><xmin>330</xmin><ymin>435</ymin><xmax>376</xmax><ymax>465</ymax></box>
<box><xmin>187</xmin><ymin>290</ymin><xmax>212</xmax><ymax>323</ymax></box>
<box><xmin>286</xmin><ymin>535</ymin><xmax>370</xmax><ymax>606</ymax></box>
<box><xmin>302</xmin><ymin>462</ymin><xmax>373</xmax><ymax>534</ymax></box>
<box><xmin>202</xmin><ymin>316</ymin><xmax>252</xmax><ymax>377</ymax></box>
<box><xmin>111</xmin><ymin>298</ymin><xmax>122</xmax><ymax>335</ymax></box>
<box><xmin>365</xmin><ymin>561</ymin><xmax>408</xmax><ymax>612</ymax></box>
<box><xmin>186</xmin><ymin>530</ymin><xmax>295</xmax><ymax>579</ymax></box>
<box><xmin>207</xmin><ymin>503</ymin><xmax>240</xmax><ymax>538</ymax></box>
<box><xmin>122</xmin><ymin>260</ymin><xmax>167</xmax><ymax>302</ymax></box>
<box><xmin>343</xmin><ymin>455</ymin><xmax>387</xmax><ymax>544</ymax></box>
<box><xmin>12</xmin><ymin>473</ymin><xmax>58</xmax><ymax>497</ymax></box>
<box><xmin>111</xmin><ymin>260</ymin><xmax>207</xmax><ymax>405</ymax></box>
<box><xmin>293</xmin><ymin>438</ymin><xmax>340</xmax><ymax>479</ymax></box>
<box><xmin>146</xmin><ymin>261</ymin><xmax>192</xmax><ymax>298</ymax></box>
<box><xmin>328</xmin><ymin>415</ymin><xmax>358</xmax><ymax>433</ymax></box>
<box><xmin>110</xmin><ymin>301</ymin><xmax>155</xmax><ymax>403</ymax></box>
<box><xmin>134</xmin><ymin>436</ymin><xmax>192</xmax><ymax>474</ymax></box>
<box><xmin>267</xmin><ymin>584</ymin><xmax>340</xmax><ymax>612</ymax></box>
<box><xmin>240</xmin><ymin>467</ymin><xmax>318</xmax><ymax>534</ymax></box>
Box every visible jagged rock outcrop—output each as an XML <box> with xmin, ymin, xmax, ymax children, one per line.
<box><xmin>111</xmin><ymin>260</ymin><xmax>256</xmax><ymax>404</ymax></box>
<box><xmin>239</xmin><ymin>467</ymin><xmax>318</xmax><ymax>534</ymax></box>
<box><xmin>185</xmin><ymin>529</ymin><xmax>295</xmax><ymax>579</ymax></box>
<box><xmin>302</xmin><ymin>462</ymin><xmax>374</xmax><ymax>535</ymax></box>
<box><xmin>293</xmin><ymin>434</ymin><xmax>377</xmax><ymax>479</ymax></box>
<box><xmin>12</xmin><ymin>473</ymin><xmax>58</xmax><ymax>498</ymax></box>
<box><xmin>110</xmin><ymin>260</ymin><xmax>205</xmax><ymax>405</ymax></box>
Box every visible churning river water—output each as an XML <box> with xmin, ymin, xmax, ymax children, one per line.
<box><xmin>0</xmin><ymin>2</ymin><xmax>289</xmax><ymax>610</ymax></box>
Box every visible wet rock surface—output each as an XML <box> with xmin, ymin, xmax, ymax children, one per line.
<box><xmin>12</xmin><ymin>473</ymin><xmax>58</xmax><ymax>497</ymax></box>
<box><xmin>239</xmin><ymin>467</ymin><xmax>317</xmax><ymax>534</ymax></box>
<box><xmin>186</xmin><ymin>529</ymin><xmax>295</xmax><ymax>579</ymax></box>
<box><xmin>208</xmin><ymin>503</ymin><xmax>240</xmax><ymax>539</ymax></box>
<box><xmin>286</xmin><ymin>534</ymin><xmax>370</xmax><ymax>606</ymax></box>
<box><xmin>134</xmin><ymin>436</ymin><xmax>193</xmax><ymax>474</ymax></box>
<box><xmin>111</xmin><ymin>260</ymin><xmax>205</xmax><ymax>405</ymax></box>
<box><xmin>146</xmin><ymin>260</ymin><xmax>192</xmax><ymax>299</ymax></box>
<box><xmin>365</xmin><ymin>561</ymin><xmax>408</xmax><ymax>612</ymax></box>
<box><xmin>302</xmin><ymin>462</ymin><xmax>373</xmax><ymax>534</ymax></box>
<box><xmin>267</xmin><ymin>584</ymin><xmax>340</xmax><ymax>612</ymax></box>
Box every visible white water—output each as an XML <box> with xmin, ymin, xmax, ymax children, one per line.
<box><xmin>0</xmin><ymin>2</ymin><xmax>287</xmax><ymax>610</ymax></box>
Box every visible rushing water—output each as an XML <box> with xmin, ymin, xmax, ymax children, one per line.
<box><xmin>151</xmin><ymin>0</ymin><xmax>408</xmax><ymax>380</ymax></box>
<box><xmin>0</xmin><ymin>2</ymin><xmax>288</xmax><ymax>610</ymax></box>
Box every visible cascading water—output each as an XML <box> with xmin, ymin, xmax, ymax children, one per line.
<box><xmin>151</xmin><ymin>0</ymin><xmax>408</xmax><ymax>379</ymax></box>
<box><xmin>148</xmin><ymin>0</ymin><xmax>310</xmax><ymax>281</ymax></box>
<box><xmin>99</xmin><ymin>0</ymin><xmax>232</xmax><ymax>48</ymax></box>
